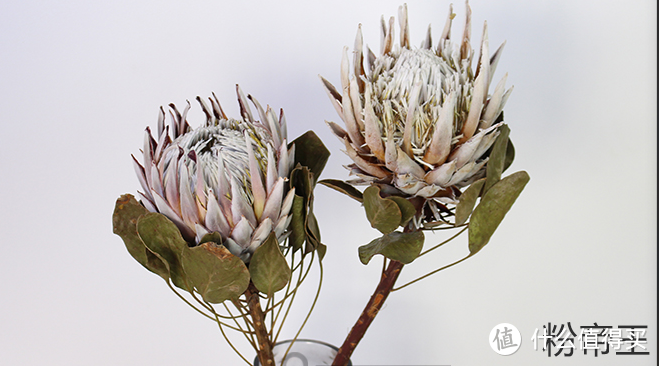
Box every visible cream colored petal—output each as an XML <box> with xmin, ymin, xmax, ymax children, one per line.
<box><xmin>383</xmin><ymin>16</ymin><xmax>395</xmax><ymax>55</ymax></box>
<box><xmin>279</xmin><ymin>189</ymin><xmax>296</xmax><ymax>221</ymax></box>
<box><xmin>194</xmin><ymin>224</ymin><xmax>209</xmax><ymax>245</ymax></box>
<box><xmin>222</xmin><ymin>238</ymin><xmax>242</xmax><ymax>257</ymax></box>
<box><xmin>149</xmin><ymin>161</ymin><xmax>163</xmax><ymax>198</ymax></box>
<box><xmin>475</xmin><ymin>21</ymin><xmax>489</xmax><ymax>81</ymax></box>
<box><xmin>247</xmin><ymin>94</ymin><xmax>270</xmax><ymax>134</ymax></box>
<box><xmin>439</xmin><ymin>3</ymin><xmax>454</xmax><ymax>45</ymax></box>
<box><xmin>194</xmin><ymin>159</ymin><xmax>207</xmax><ymax>207</ymax></box>
<box><xmin>340</xmin><ymin>46</ymin><xmax>351</xmax><ymax>92</ymax></box>
<box><xmin>231</xmin><ymin>180</ymin><xmax>257</xmax><ymax>228</ymax></box>
<box><xmin>266</xmin><ymin>106</ymin><xmax>282</xmax><ymax>148</ymax></box>
<box><xmin>349</xmin><ymin>77</ymin><xmax>364</xmax><ymax>130</ymax></box>
<box><xmin>449</xmin><ymin>132</ymin><xmax>485</xmax><ymax>168</ymax></box>
<box><xmin>274</xmin><ymin>214</ymin><xmax>292</xmax><ymax>238</ymax></box>
<box><xmin>395</xmin><ymin>145</ymin><xmax>425</xmax><ymax>179</ymax></box>
<box><xmin>459</xmin><ymin>1</ymin><xmax>472</xmax><ymax>61</ymax></box>
<box><xmin>247</xmin><ymin>218</ymin><xmax>273</xmax><ymax>253</ymax></box>
<box><xmin>422</xmin><ymin>24</ymin><xmax>432</xmax><ymax>49</ymax></box>
<box><xmin>205</xmin><ymin>189</ymin><xmax>231</xmax><ymax>238</ymax></box>
<box><xmin>342</xmin><ymin>85</ymin><xmax>366</xmax><ymax>148</ymax></box>
<box><xmin>472</xmin><ymin>127</ymin><xmax>500</xmax><ymax>161</ymax></box>
<box><xmin>459</xmin><ymin>52</ymin><xmax>488</xmax><ymax>143</ymax></box>
<box><xmin>319</xmin><ymin>75</ymin><xmax>344</xmax><ymax>120</ymax></box>
<box><xmin>277</xmin><ymin>109</ymin><xmax>287</xmax><ymax>141</ymax></box>
<box><xmin>480</xmin><ymin>73</ymin><xmax>507</xmax><ymax>129</ymax></box>
<box><xmin>261</xmin><ymin>177</ymin><xmax>284</xmax><ymax>224</ymax></box>
<box><xmin>423</xmin><ymin>91</ymin><xmax>455</xmax><ymax>165</ymax></box>
<box><xmin>416</xmin><ymin>184</ymin><xmax>442</xmax><ymax>198</ymax></box>
<box><xmin>395</xmin><ymin>174</ymin><xmax>427</xmax><ymax>195</ymax></box>
<box><xmin>287</xmin><ymin>143</ymin><xmax>296</xmax><ymax>174</ymax></box>
<box><xmin>326</xmin><ymin>120</ymin><xmax>349</xmax><ymax>141</ymax></box>
<box><xmin>265</xmin><ymin>145</ymin><xmax>278</xmax><ymax>195</ymax></box>
<box><xmin>231</xmin><ymin>216</ymin><xmax>254</xmax><ymax>249</ymax></box>
<box><xmin>278</xmin><ymin>139</ymin><xmax>289</xmax><ymax>178</ymax></box>
<box><xmin>132</xmin><ymin>155</ymin><xmax>150</xmax><ymax>201</ymax></box>
<box><xmin>398</xmin><ymin>4</ymin><xmax>409</xmax><ymax>48</ymax></box>
<box><xmin>245</xmin><ymin>134</ymin><xmax>266</xmax><ymax>220</ymax></box>
<box><xmin>343</xmin><ymin>138</ymin><xmax>389</xmax><ymax>179</ymax></box>
<box><xmin>353</xmin><ymin>24</ymin><xmax>365</xmax><ymax>93</ymax></box>
<box><xmin>446</xmin><ymin>160</ymin><xmax>483</xmax><ymax>187</ymax></box>
<box><xmin>489</xmin><ymin>41</ymin><xmax>506</xmax><ymax>85</ymax></box>
<box><xmin>151</xmin><ymin>189</ymin><xmax>195</xmax><ymax>240</ymax></box>
<box><xmin>163</xmin><ymin>155</ymin><xmax>180</xmax><ymax>215</ymax></box>
<box><xmin>402</xmin><ymin>80</ymin><xmax>423</xmax><ymax>156</ymax></box>
<box><xmin>424</xmin><ymin>160</ymin><xmax>457</xmax><ymax>187</ymax></box>
<box><xmin>364</xmin><ymin>85</ymin><xmax>385</xmax><ymax>161</ymax></box>
<box><xmin>179</xmin><ymin>165</ymin><xmax>200</xmax><ymax>229</ymax></box>
<box><xmin>235</xmin><ymin>85</ymin><xmax>254</xmax><ymax>122</ymax></box>
<box><xmin>137</xmin><ymin>191</ymin><xmax>157</xmax><ymax>213</ymax></box>
<box><xmin>384</xmin><ymin>131</ymin><xmax>398</xmax><ymax>171</ymax></box>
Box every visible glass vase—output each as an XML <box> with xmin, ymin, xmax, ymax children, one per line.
<box><xmin>253</xmin><ymin>339</ymin><xmax>352</xmax><ymax>366</ymax></box>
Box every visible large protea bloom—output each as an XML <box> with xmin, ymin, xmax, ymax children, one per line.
<box><xmin>132</xmin><ymin>86</ymin><xmax>295</xmax><ymax>261</ymax></box>
<box><xmin>321</xmin><ymin>3</ymin><xmax>513</xmax><ymax>226</ymax></box>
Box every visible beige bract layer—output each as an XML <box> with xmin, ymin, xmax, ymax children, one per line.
<box><xmin>133</xmin><ymin>87</ymin><xmax>296</xmax><ymax>261</ymax></box>
<box><xmin>321</xmin><ymin>3</ymin><xmax>513</xmax><ymax>227</ymax></box>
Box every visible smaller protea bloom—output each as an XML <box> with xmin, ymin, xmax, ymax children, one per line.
<box><xmin>321</xmin><ymin>3</ymin><xmax>513</xmax><ymax>227</ymax></box>
<box><xmin>132</xmin><ymin>86</ymin><xmax>296</xmax><ymax>261</ymax></box>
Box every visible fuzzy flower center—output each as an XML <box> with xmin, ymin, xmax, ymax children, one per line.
<box><xmin>161</xmin><ymin>119</ymin><xmax>270</xmax><ymax>205</ymax></box>
<box><xmin>369</xmin><ymin>48</ymin><xmax>470</xmax><ymax>160</ymax></box>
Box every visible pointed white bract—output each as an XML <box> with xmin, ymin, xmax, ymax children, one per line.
<box><xmin>132</xmin><ymin>87</ymin><xmax>296</xmax><ymax>261</ymax></box>
<box><xmin>321</xmin><ymin>3</ymin><xmax>512</xmax><ymax>228</ymax></box>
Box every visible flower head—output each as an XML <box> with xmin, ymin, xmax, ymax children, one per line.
<box><xmin>321</xmin><ymin>3</ymin><xmax>513</xmax><ymax>226</ymax></box>
<box><xmin>132</xmin><ymin>86</ymin><xmax>296</xmax><ymax>261</ymax></box>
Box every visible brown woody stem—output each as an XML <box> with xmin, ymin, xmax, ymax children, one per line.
<box><xmin>332</xmin><ymin>259</ymin><xmax>404</xmax><ymax>366</ymax></box>
<box><xmin>245</xmin><ymin>282</ymin><xmax>275</xmax><ymax>366</ymax></box>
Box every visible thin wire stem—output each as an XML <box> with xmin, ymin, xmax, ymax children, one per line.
<box><xmin>392</xmin><ymin>253</ymin><xmax>474</xmax><ymax>292</ymax></box>
<box><xmin>230</xmin><ymin>299</ymin><xmax>258</xmax><ymax>348</ymax></box>
<box><xmin>421</xmin><ymin>223</ymin><xmax>468</xmax><ymax>231</ymax></box>
<box><xmin>166</xmin><ymin>282</ymin><xmax>215</xmax><ymax>321</ymax></box>
<box><xmin>417</xmin><ymin>226</ymin><xmax>468</xmax><ymax>257</ymax></box>
<box><xmin>274</xmin><ymin>250</ymin><xmax>315</xmax><ymax>343</ymax></box>
<box><xmin>213</xmin><ymin>309</ymin><xmax>253</xmax><ymax>366</ymax></box>
<box><xmin>281</xmin><ymin>257</ymin><xmax>323</xmax><ymax>364</ymax></box>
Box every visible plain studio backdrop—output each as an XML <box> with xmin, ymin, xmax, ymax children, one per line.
<box><xmin>0</xmin><ymin>1</ymin><xmax>655</xmax><ymax>365</ymax></box>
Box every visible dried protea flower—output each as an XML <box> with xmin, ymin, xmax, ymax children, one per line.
<box><xmin>321</xmin><ymin>3</ymin><xmax>513</xmax><ymax>227</ymax></box>
<box><xmin>132</xmin><ymin>86</ymin><xmax>296</xmax><ymax>261</ymax></box>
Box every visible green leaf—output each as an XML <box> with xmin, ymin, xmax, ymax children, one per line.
<box><xmin>290</xmin><ymin>165</ymin><xmax>313</xmax><ymax>199</ymax></box>
<box><xmin>503</xmin><ymin>139</ymin><xmax>515</xmax><ymax>173</ymax></box>
<box><xmin>468</xmin><ymin>171</ymin><xmax>530</xmax><ymax>254</ymax></box>
<box><xmin>484</xmin><ymin>124</ymin><xmax>511</xmax><ymax>194</ymax></box>
<box><xmin>290</xmin><ymin>131</ymin><xmax>330</xmax><ymax>182</ymax></box>
<box><xmin>305</xmin><ymin>209</ymin><xmax>321</xmax><ymax>251</ymax></box>
<box><xmin>180</xmin><ymin>242</ymin><xmax>250</xmax><ymax>304</ymax></box>
<box><xmin>358</xmin><ymin>231</ymin><xmax>425</xmax><ymax>265</ymax></box>
<box><xmin>112</xmin><ymin>194</ymin><xmax>169</xmax><ymax>280</ymax></box>
<box><xmin>455</xmin><ymin>178</ymin><xmax>486</xmax><ymax>225</ymax></box>
<box><xmin>387</xmin><ymin>196</ymin><xmax>416</xmax><ymax>227</ymax></box>
<box><xmin>318</xmin><ymin>179</ymin><xmax>363</xmax><ymax>203</ymax></box>
<box><xmin>136</xmin><ymin>212</ymin><xmax>190</xmax><ymax>291</ymax></box>
<box><xmin>316</xmin><ymin>242</ymin><xmax>327</xmax><ymax>261</ymax></box>
<box><xmin>288</xmin><ymin>194</ymin><xmax>306</xmax><ymax>251</ymax></box>
<box><xmin>363</xmin><ymin>186</ymin><xmax>402</xmax><ymax>234</ymax></box>
<box><xmin>199</xmin><ymin>231</ymin><xmax>222</xmax><ymax>245</ymax></box>
<box><xmin>249</xmin><ymin>234</ymin><xmax>291</xmax><ymax>295</ymax></box>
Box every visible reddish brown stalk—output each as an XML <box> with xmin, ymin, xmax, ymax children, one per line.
<box><xmin>245</xmin><ymin>282</ymin><xmax>275</xmax><ymax>366</ymax></box>
<box><xmin>332</xmin><ymin>259</ymin><xmax>405</xmax><ymax>366</ymax></box>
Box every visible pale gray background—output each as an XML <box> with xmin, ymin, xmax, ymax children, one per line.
<box><xmin>0</xmin><ymin>0</ymin><xmax>655</xmax><ymax>365</ymax></box>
